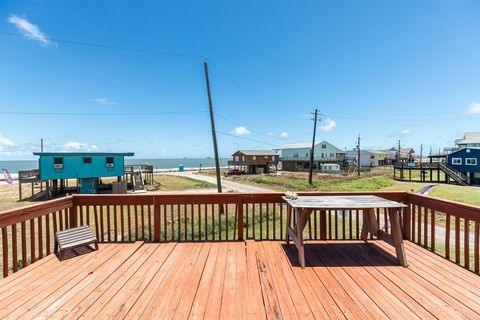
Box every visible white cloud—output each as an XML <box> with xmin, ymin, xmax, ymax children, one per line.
<box><xmin>400</xmin><ymin>128</ymin><xmax>411</xmax><ymax>135</ymax></box>
<box><xmin>90</xmin><ymin>98</ymin><xmax>117</xmax><ymax>106</ymax></box>
<box><xmin>0</xmin><ymin>134</ymin><xmax>14</xmax><ymax>146</ymax></box>
<box><xmin>466</xmin><ymin>102</ymin><xmax>480</xmax><ymax>114</ymax></box>
<box><xmin>280</xmin><ymin>132</ymin><xmax>289</xmax><ymax>139</ymax></box>
<box><xmin>388</xmin><ymin>128</ymin><xmax>412</xmax><ymax>138</ymax></box>
<box><xmin>267</xmin><ymin>132</ymin><xmax>274</xmax><ymax>137</ymax></box>
<box><xmin>231</xmin><ymin>126</ymin><xmax>251</xmax><ymax>136</ymax></box>
<box><xmin>63</xmin><ymin>141</ymin><xmax>99</xmax><ymax>152</ymax></box>
<box><xmin>7</xmin><ymin>14</ymin><xmax>56</xmax><ymax>46</ymax></box>
<box><xmin>320</xmin><ymin>119</ymin><xmax>336</xmax><ymax>132</ymax></box>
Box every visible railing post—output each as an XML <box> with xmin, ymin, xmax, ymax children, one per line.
<box><xmin>319</xmin><ymin>210</ymin><xmax>327</xmax><ymax>240</ymax></box>
<box><xmin>153</xmin><ymin>197</ymin><xmax>160</xmax><ymax>242</ymax></box>
<box><xmin>237</xmin><ymin>199</ymin><xmax>244</xmax><ymax>241</ymax></box>
<box><xmin>69</xmin><ymin>199</ymin><xmax>78</xmax><ymax>228</ymax></box>
<box><xmin>403</xmin><ymin>202</ymin><xmax>411</xmax><ymax>240</ymax></box>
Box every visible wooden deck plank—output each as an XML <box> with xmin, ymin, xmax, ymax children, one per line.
<box><xmin>305</xmin><ymin>244</ymin><xmax>383</xmax><ymax>319</ymax></box>
<box><xmin>220</xmin><ymin>242</ymin><xmax>239</xmax><ymax>319</ymax></box>
<box><xmin>123</xmin><ymin>243</ymin><xmax>193</xmax><ymax>319</ymax></box>
<box><xmin>44</xmin><ymin>243</ymin><xmax>161</xmax><ymax>319</ymax></box>
<box><xmin>0</xmin><ymin>243</ymin><xmax>129</xmax><ymax>319</ymax></box>
<box><xmin>320</xmin><ymin>241</ymin><xmax>422</xmax><ymax>320</ymax></box>
<box><xmin>342</xmin><ymin>241</ymin><xmax>468</xmax><ymax>320</ymax></box>
<box><xmin>375</xmin><ymin>241</ymin><xmax>480</xmax><ymax>314</ymax></box>
<box><xmin>245</xmin><ymin>241</ymin><xmax>267</xmax><ymax>320</ymax></box>
<box><xmin>202</xmin><ymin>242</ymin><xmax>229</xmax><ymax>320</ymax></box>
<box><xmin>139</xmin><ymin>243</ymin><xmax>204</xmax><ymax>319</ymax></box>
<box><xmin>188</xmin><ymin>243</ymin><xmax>221</xmax><ymax>320</ymax></box>
<box><xmin>263</xmin><ymin>241</ymin><xmax>315</xmax><ymax>320</ymax></box>
<box><xmin>88</xmin><ymin>243</ymin><xmax>176</xmax><ymax>319</ymax></box>
<box><xmin>0</xmin><ymin>240</ymin><xmax>480</xmax><ymax>319</ymax></box>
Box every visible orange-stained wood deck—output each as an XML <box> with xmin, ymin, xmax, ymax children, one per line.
<box><xmin>1</xmin><ymin>240</ymin><xmax>480</xmax><ymax>319</ymax></box>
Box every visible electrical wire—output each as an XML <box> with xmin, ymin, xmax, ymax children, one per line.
<box><xmin>0</xmin><ymin>110</ymin><xmax>208</xmax><ymax>116</ymax></box>
<box><xmin>216</xmin><ymin>130</ymin><xmax>277</xmax><ymax>147</ymax></box>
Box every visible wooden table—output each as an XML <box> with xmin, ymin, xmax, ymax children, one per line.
<box><xmin>284</xmin><ymin>195</ymin><xmax>408</xmax><ymax>268</ymax></box>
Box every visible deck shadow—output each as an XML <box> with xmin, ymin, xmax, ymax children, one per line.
<box><xmin>55</xmin><ymin>245</ymin><xmax>97</xmax><ymax>261</ymax></box>
<box><xmin>281</xmin><ymin>241</ymin><xmax>400</xmax><ymax>267</ymax></box>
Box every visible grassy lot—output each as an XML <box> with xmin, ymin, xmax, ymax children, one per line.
<box><xmin>202</xmin><ymin>168</ymin><xmax>480</xmax><ymax>206</ymax></box>
<box><xmin>0</xmin><ymin>175</ymin><xmax>215</xmax><ymax>212</ymax></box>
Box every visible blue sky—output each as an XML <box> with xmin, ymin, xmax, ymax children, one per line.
<box><xmin>0</xmin><ymin>1</ymin><xmax>479</xmax><ymax>160</ymax></box>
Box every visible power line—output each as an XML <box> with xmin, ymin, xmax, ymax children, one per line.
<box><xmin>208</xmin><ymin>59</ymin><xmax>293</xmax><ymax>118</ymax></box>
<box><xmin>0</xmin><ymin>110</ymin><xmax>207</xmax><ymax>116</ymax></box>
<box><xmin>215</xmin><ymin>131</ymin><xmax>277</xmax><ymax>147</ymax></box>
<box><xmin>0</xmin><ymin>31</ymin><xmax>203</xmax><ymax>58</ymax></box>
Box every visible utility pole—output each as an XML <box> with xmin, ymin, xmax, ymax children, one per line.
<box><xmin>397</xmin><ymin>139</ymin><xmax>401</xmax><ymax>162</ymax></box>
<box><xmin>40</xmin><ymin>138</ymin><xmax>44</xmax><ymax>152</ymax></box>
<box><xmin>357</xmin><ymin>134</ymin><xmax>361</xmax><ymax>176</ymax></box>
<box><xmin>420</xmin><ymin>144</ymin><xmax>423</xmax><ymax>166</ymax></box>
<box><xmin>308</xmin><ymin>109</ymin><xmax>319</xmax><ymax>185</ymax></box>
<box><xmin>204</xmin><ymin>59</ymin><xmax>222</xmax><ymax>194</ymax></box>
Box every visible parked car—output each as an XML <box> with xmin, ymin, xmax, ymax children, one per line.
<box><xmin>224</xmin><ymin>169</ymin><xmax>245</xmax><ymax>177</ymax></box>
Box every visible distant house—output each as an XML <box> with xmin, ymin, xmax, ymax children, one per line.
<box><xmin>345</xmin><ymin>150</ymin><xmax>390</xmax><ymax>167</ymax></box>
<box><xmin>278</xmin><ymin>141</ymin><xmax>345</xmax><ymax>171</ymax></box>
<box><xmin>382</xmin><ymin>147</ymin><xmax>415</xmax><ymax>162</ymax></box>
<box><xmin>447</xmin><ymin>148</ymin><xmax>480</xmax><ymax>185</ymax></box>
<box><xmin>321</xmin><ymin>163</ymin><xmax>341</xmax><ymax>173</ymax></box>
<box><xmin>454</xmin><ymin>132</ymin><xmax>480</xmax><ymax>149</ymax></box>
<box><xmin>33</xmin><ymin>152</ymin><xmax>134</xmax><ymax>194</ymax></box>
<box><xmin>228</xmin><ymin>150</ymin><xmax>279</xmax><ymax>174</ymax></box>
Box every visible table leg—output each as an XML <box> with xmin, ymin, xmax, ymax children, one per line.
<box><xmin>388</xmin><ymin>208</ymin><xmax>408</xmax><ymax>267</ymax></box>
<box><xmin>361</xmin><ymin>210</ymin><xmax>369</xmax><ymax>241</ymax></box>
<box><xmin>296</xmin><ymin>208</ymin><xmax>305</xmax><ymax>268</ymax></box>
<box><xmin>286</xmin><ymin>205</ymin><xmax>292</xmax><ymax>244</ymax></box>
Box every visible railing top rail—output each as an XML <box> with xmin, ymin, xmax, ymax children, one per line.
<box><xmin>0</xmin><ymin>196</ymin><xmax>73</xmax><ymax>228</ymax></box>
<box><xmin>407</xmin><ymin>192</ymin><xmax>480</xmax><ymax>222</ymax></box>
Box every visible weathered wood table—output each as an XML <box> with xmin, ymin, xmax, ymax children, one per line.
<box><xmin>284</xmin><ymin>195</ymin><xmax>408</xmax><ymax>268</ymax></box>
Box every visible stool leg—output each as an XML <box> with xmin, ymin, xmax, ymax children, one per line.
<box><xmin>54</xmin><ymin>239</ymin><xmax>58</xmax><ymax>253</ymax></box>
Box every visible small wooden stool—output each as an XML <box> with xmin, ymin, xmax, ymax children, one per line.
<box><xmin>54</xmin><ymin>225</ymin><xmax>99</xmax><ymax>260</ymax></box>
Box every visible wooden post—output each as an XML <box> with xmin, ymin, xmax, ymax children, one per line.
<box><xmin>69</xmin><ymin>205</ymin><xmax>78</xmax><ymax>228</ymax></box>
<box><xmin>402</xmin><ymin>204</ymin><xmax>411</xmax><ymax>240</ymax></box>
<box><xmin>237</xmin><ymin>200</ymin><xmax>244</xmax><ymax>241</ymax></box>
<box><xmin>153</xmin><ymin>198</ymin><xmax>160</xmax><ymax>242</ymax></box>
<box><xmin>18</xmin><ymin>181</ymin><xmax>22</xmax><ymax>201</ymax></box>
<box><xmin>319</xmin><ymin>210</ymin><xmax>327</xmax><ymax>240</ymax></box>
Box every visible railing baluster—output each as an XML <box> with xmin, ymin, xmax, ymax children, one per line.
<box><xmin>2</xmin><ymin>227</ymin><xmax>8</xmax><ymax>277</ymax></box>
<box><xmin>100</xmin><ymin>206</ymin><xmax>105</xmax><ymax>242</ymax></box>
<box><xmin>445</xmin><ymin>213</ymin><xmax>451</xmax><ymax>260</ymax></box>
<box><xmin>120</xmin><ymin>205</ymin><xmax>125</xmax><ymax>242</ymax></box>
<box><xmin>424</xmin><ymin>208</ymin><xmax>428</xmax><ymax>248</ymax></box>
<box><xmin>431</xmin><ymin>210</ymin><xmax>435</xmax><ymax>252</ymax></box>
<box><xmin>45</xmin><ymin>214</ymin><xmax>50</xmax><ymax>256</ymax></box>
<box><xmin>355</xmin><ymin>210</ymin><xmax>359</xmax><ymax>239</ymax></box>
<box><xmin>21</xmin><ymin>221</ymin><xmax>27</xmax><ymax>269</ymax></box>
<box><xmin>197</xmin><ymin>204</ymin><xmax>201</xmax><ymax>241</ymax></box>
<box><xmin>475</xmin><ymin>222</ymin><xmax>479</xmax><ymax>274</ymax></box>
<box><xmin>342</xmin><ymin>210</ymin><xmax>346</xmax><ymax>240</ymax></box>
<box><xmin>12</xmin><ymin>224</ymin><xmax>18</xmax><ymax>273</ymax></box>
<box><xmin>107</xmin><ymin>205</ymin><xmax>111</xmax><ymax>242</ymax></box>
<box><xmin>455</xmin><ymin>216</ymin><xmax>460</xmax><ymax>264</ymax></box>
<box><xmin>114</xmin><ymin>206</ymin><xmax>118</xmax><ymax>242</ymax></box>
<box><xmin>417</xmin><ymin>206</ymin><xmax>422</xmax><ymax>245</ymax></box>
<box><xmin>411</xmin><ymin>205</ymin><xmax>416</xmax><ymax>243</ymax></box>
<box><xmin>171</xmin><ymin>204</ymin><xmax>175</xmax><ymax>241</ymax></box>
<box><xmin>204</xmin><ymin>204</ymin><xmax>208</xmax><ymax>241</ymax></box>
<box><xmin>334</xmin><ymin>210</ymin><xmax>338</xmax><ymax>240</ymax></box>
<box><xmin>37</xmin><ymin>216</ymin><xmax>43</xmax><ymax>259</ymax></box>
<box><xmin>30</xmin><ymin>219</ymin><xmax>35</xmax><ymax>264</ymax></box>
<box><xmin>465</xmin><ymin>219</ymin><xmax>470</xmax><ymax>270</ymax></box>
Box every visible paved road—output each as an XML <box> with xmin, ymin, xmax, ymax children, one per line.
<box><xmin>163</xmin><ymin>171</ymin><xmax>274</xmax><ymax>193</ymax></box>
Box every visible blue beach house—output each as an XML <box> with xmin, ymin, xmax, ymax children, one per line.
<box><xmin>447</xmin><ymin>148</ymin><xmax>480</xmax><ymax>185</ymax></box>
<box><xmin>33</xmin><ymin>152</ymin><xmax>134</xmax><ymax>194</ymax></box>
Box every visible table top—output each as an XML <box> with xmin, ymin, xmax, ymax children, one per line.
<box><xmin>282</xmin><ymin>195</ymin><xmax>407</xmax><ymax>209</ymax></box>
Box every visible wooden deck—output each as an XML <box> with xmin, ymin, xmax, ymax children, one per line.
<box><xmin>1</xmin><ymin>240</ymin><xmax>480</xmax><ymax>319</ymax></box>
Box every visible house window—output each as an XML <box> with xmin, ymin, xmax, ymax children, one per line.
<box><xmin>242</xmin><ymin>156</ymin><xmax>245</xmax><ymax>161</ymax></box>
<box><xmin>106</xmin><ymin>157</ymin><xmax>115</xmax><ymax>168</ymax></box>
<box><xmin>452</xmin><ymin>158</ymin><xmax>462</xmax><ymax>165</ymax></box>
<box><xmin>234</xmin><ymin>156</ymin><xmax>240</xmax><ymax>161</ymax></box>
<box><xmin>252</xmin><ymin>156</ymin><xmax>256</xmax><ymax>160</ymax></box>
<box><xmin>466</xmin><ymin>158</ymin><xmax>477</xmax><ymax>165</ymax></box>
<box><xmin>330</xmin><ymin>153</ymin><xmax>334</xmax><ymax>157</ymax></box>
<box><xmin>293</xmin><ymin>153</ymin><xmax>298</xmax><ymax>159</ymax></box>
<box><xmin>271</xmin><ymin>156</ymin><xmax>275</xmax><ymax>160</ymax></box>
<box><xmin>322</xmin><ymin>144</ymin><xmax>327</xmax><ymax>149</ymax></box>
<box><xmin>306</xmin><ymin>153</ymin><xmax>309</xmax><ymax>158</ymax></box>
<box><xmin>53</xmin><ymin>157</ymin><xmax>64</xmax><ymax>169</ymax></box>
<box><xmin>83</xmin><ymin>157</ymin><xmax>92</xmax><ymax>164</ymax></box>
<box><xmin>264</xmin><ymin>156</ymin><xmax>268</xmax><ymax>159</ymax></box>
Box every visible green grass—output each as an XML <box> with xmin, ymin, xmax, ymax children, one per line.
<box><xmin>153</xmin><ymin>175</ymin><xmax>215</xmax><ymax>191</ymax></box>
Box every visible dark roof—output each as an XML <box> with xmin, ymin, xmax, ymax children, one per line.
<box><xmin>233</xmin><ymin>150</ymin><xmax>278</xmax><ymax>156</ymax></box>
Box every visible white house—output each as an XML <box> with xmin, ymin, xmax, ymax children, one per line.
<box><xmin>277</xmin><ymin>141</ymin><xmax>345</xmax><ymax>171</ymax></box>
<box><xmin>345</xmin><ymin>149</ymin><xmax>389</xmax><ymax>167</ymax></box>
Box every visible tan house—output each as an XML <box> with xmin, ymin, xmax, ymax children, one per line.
<box><xmin>228</xmin><ymin>150</ymin><xmax>279</xmax><ymax>174</ymax></box>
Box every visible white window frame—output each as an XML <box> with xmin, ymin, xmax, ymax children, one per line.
<box><xmin>466</xmin><ymin>158</ymin><xmax>477</xmax><ymax>165</ymax></box>
<box><xmin>451</xmin><ymin>158</ymin><xmax>462</xmax><ymax>165</ymax></box>
<box><xmin>252</xmin><ymin>156</ymin><xmax>256</xmax><ymax>160</ymax></box>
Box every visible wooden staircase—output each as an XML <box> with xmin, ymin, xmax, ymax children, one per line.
<box><xmin>438</xmin><ymin>162</ymin><xmax>470</xmax><ymax>186</ymax></box>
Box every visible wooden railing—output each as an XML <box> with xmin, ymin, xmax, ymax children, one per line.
<box><xmin>1</xmin><ymin>191</ymin><xmax>479</xmax><ymax>278</ymax></box>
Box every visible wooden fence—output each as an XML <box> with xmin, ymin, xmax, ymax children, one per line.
<box><xmin>1</xmin><ymin>191</ymin><xmax>479</xmax><ymax>278</ymax></box>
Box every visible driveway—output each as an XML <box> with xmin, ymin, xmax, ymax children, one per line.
<box><xmin>163</xmin><ymin>171</ymin><xmax>273</xmax><ymax>193</ymax></box>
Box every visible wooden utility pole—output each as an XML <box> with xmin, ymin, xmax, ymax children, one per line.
<box><xmin>397</xmin><ymin>140</ymin><xmax>401</xmax><ymax>162</ymax></box>
<box><xmin>357</xmin><ymin>134</ymin><xmax>361</xmax><ymax>176</ymax></box>
<box><xmin>308</xmin><ymin>109</ymin><xmax>319</xmax><ymax>185</ymax></box>
<box><xmin>41</xmin><ymin>138</ymin><xmax>44</xmax><ymax>152</ymax></box>
<box><xmin>204</xmin><ymin>59</ymin><xmax>222</xmax><ymax>194</ymax></box>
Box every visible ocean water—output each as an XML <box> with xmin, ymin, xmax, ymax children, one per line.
<box><xmin>0</xmin><ymin>158</ymin><xmax>229</xmax><ymax>173</ymax></box>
